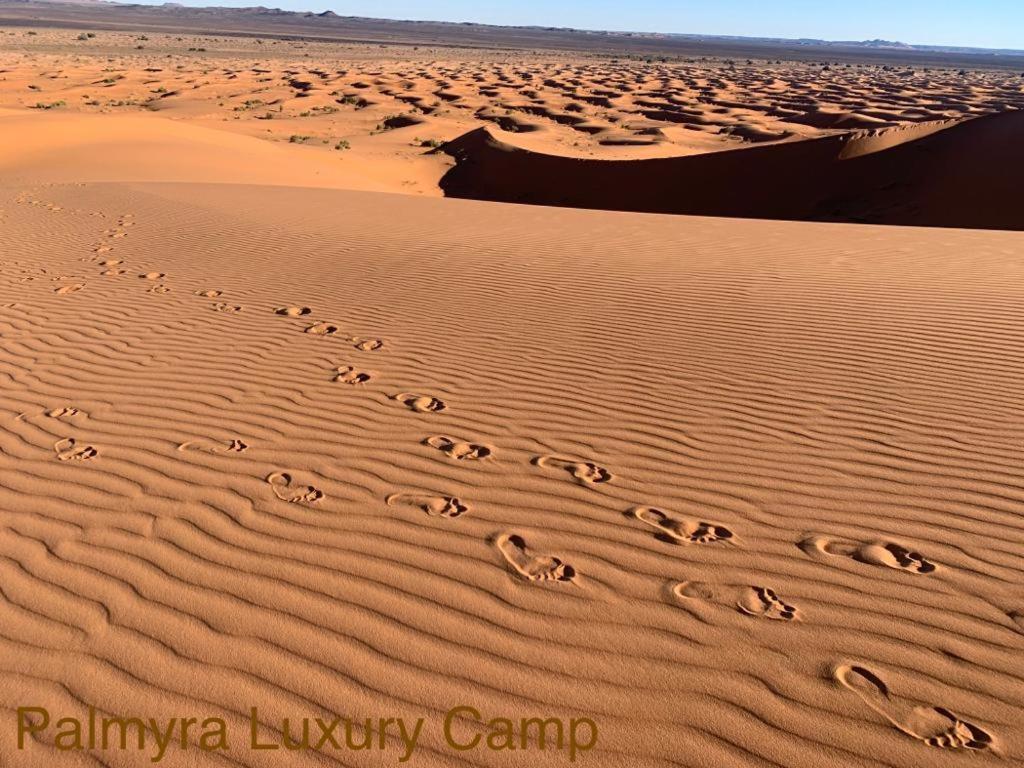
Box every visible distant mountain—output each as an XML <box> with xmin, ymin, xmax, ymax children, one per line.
<box><xmin>656</xmin><ymin>32</ymin><xmax>1021</xmax><ymax>56</ymax></box>
<box><xmin>856</xmin><ymin>39</ymin><xmax>913</xmax><ymax>48</ymax></box>
<box><xmin>28</xmin><ymin>0</ymin><xmax>114</xmax><ymax>5</ymax></box>
<box><xmin>3</xmin><ymin>0</ymin><xmax>1023</xmax><ymax>61</ymax></box>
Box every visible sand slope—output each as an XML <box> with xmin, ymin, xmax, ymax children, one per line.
<box><xmin>0</xmin><ymin>109</ymin><xmax>416</xmax><ymax>191</ymax></box>
<box><xmin>440</xmin><ymin>110</ymin><xmax>1024</xmax><ymax>230</ymax></box>
<box><xmin>1</xmin><ymin>178</ymin><xmax>1023</xmax><ymax>766</ymax></box>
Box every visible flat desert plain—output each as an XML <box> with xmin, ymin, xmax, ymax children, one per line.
<box><xmin>1</xmin><ymin>18</ymin><xmax>1023</xmax><ymax>768</ymax></box>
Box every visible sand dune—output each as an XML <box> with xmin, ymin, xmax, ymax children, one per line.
<box><xmin>2</xmin><ymin>16</ymin><xmax>1024</xmax><ymax>768</ymax></box>
<box><xmin>440</xmin><ymin>110</ymin><xmax>1024</xmax><ymax>229</ymax></box>
<box><xmin>2</xmin><ymin>178</ymin><xmax>1024</xmax><ymax>766</ymax></box>
<box><xmin>3</xmin><ymin>26</ymin><xmax>1023</xmax><ymax>187</ymax></box>
<box><xmin>0</xmin><ymin>109</ymin><xmax>412</xmax><ymax>191</ymax></box>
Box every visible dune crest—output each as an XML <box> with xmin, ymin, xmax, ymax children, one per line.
<box><xmin>441</xmin><ymin>112</ymin><xmax>1024</xmax><ymax>229</ymax></box>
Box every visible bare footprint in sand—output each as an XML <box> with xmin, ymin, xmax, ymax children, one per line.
<box><xmin>178</xmin><ymin>438</ymin><xmax>248</xmax><ymax>454</ymax></box>
<box><xmin>496</xmin><ymin>533</ymin><xmax>575</xmax><ymax>583</ymax></box>
<box><xmin>196</xmin><ymin>290</ymin><xmax>222</xmax><ymax>298</ymax></box>
<box><xmin>1008</xmin><ymin>610</ymin><xmax>1024</xmax><ymax>635</ymax></box>
<box><xmin>305</xmin><ymin>322</ymin><xmax>339</xmax><ymax>336</ymax></box>
<box><xmin>425</xmin><ymin>435</ymin><xmax>492</xmax><ymax>460</ymax></box>
<box><xmin>275</xmin><ymin>306</ymin><xmax>312</xmax><ymax>317</ymax></box>
<box><xmin>140</xmin><ymin>272</ymin><xmax>165</xmax><ymax>280</ymax></box>
<box><xmin>46</xmin><ymin>406</ymin><xmax>82</xmax><ymax>420</ymax></box>
<box><xmin>673</xmin><ymin>581</ymin><xmax>799</xmax><ymax>621</ymax></box>
<box><xmin>213</xmin><ymin>302</ymin><xmax>242</xmax><ymax>313</ymax></box>
<box><xmin>834</xmin><ymin>664</ymin><xmax>995</xmax><ymax>751</ymax></box>
<box><xmin>534</xmin><ymin>455</ymin><xmax>612</xmax><ymax>485</ymax></box>
<box><xmin>800</xmin><ymin>535</ymin><xmax>937</xmax><ymax>574</ymax></box>
<box><xmin>19</xmin><ymin>406</ymin><xmax>82</xmax><ymax>422</ymax></box>
<box><xmin>352</xmin><ymin>337</ymin><xmax>384</xmax><ymax>351</ymax></box>
<box><xmin>386</xmin><ymin>493</ymin><xmax>468</xmax><ymax>519</ymax></box>
<box><xmin>334</xmin><ymin>366</ymin><xmax>372</xmax><ymax>385</ymax></box>
<box><xmin>54</xmin><ymin>437</ymin><xmax>97</xmax><ymax>461</ymax></box>
<box><xmin>630</xmin><ymin>506</ymin><xmax>734</xmax><ymax>545</ymax></box>
<box><xmin>55</xmin><ymin>284</ymin><xmax>84</xmax><ymax>295</ymax></box>
<box><xmin>393</xmin><ymin>393</ymin><xmax>447</xmax><ymax>413</ymax></box>
<box><xmin>266</xmin><ymin>472</ymin><xmax>324</xmax><ymax>505</ymax></box>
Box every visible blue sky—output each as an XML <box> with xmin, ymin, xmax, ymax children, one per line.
<box><xmin>156</xmin><ymin>1</ymin><xmax>1023</xmax><ymax>50</ymax></box>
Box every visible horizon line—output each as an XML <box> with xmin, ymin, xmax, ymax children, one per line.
<box><xmin>90</xmin><ymin>0</ymin><xmax>1024</xmax><ymax>55</ymax></box>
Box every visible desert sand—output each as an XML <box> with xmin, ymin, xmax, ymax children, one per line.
<box><xmin>2</xmin><ymin>26</ymin><xmax>1023</xmax><ymax>226</ymax></box>
<box><xmin>1</xmin><ymin>15</ymin><xmax>1023</xmax><ymax>768</ymax></box>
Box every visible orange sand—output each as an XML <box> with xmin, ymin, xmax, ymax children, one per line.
<box><xmin>1</xmin><ymin>22</ymin><xmax>1023</xmax><ymax>768</ymax></box>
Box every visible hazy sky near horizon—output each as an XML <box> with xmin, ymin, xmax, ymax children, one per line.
<box><xmin>153</xmin><ymin>0</ymin><xmax>1022</xmax><ymax>50</ymax></box>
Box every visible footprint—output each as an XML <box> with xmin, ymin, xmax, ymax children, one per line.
<box><xmin>98</xmin><ymin>259</ymin><xmax>123</xmax><ymax>266</ymax></box>
<box><xmin>352</xmin><ymin>337</ymin><xmax>384</xmax><ymax>351</ymax></box>
<box><xmin>305</xmin><ymin>322</ymin><xmax>339</xmax><ymax>336</ymax></box>
<box><xmin>46</xmin><ymin>406</ymin><xmax>82</xmax><ymax>419</ymax></box>
<box><xmin>394</xmin><ymin>393</ymin><xmax>446</xmax><ymax>413</ymax></box>
<box><xmin>800</xmin><ymin>535</ymin><xmax>937</xmax><ymax>574</ymax></box>
<box><xmin>19</xmin><ymin>406</ymin><xmax>82</xmax><ymax>421</ymax></box>
<box><xmin>178</xmin><ymin>438</ymin><xmax>248</xmax><ymax>454</ymax></box>
<box><xmin>1009</xmin><ymin>610</ymin><xmax>1024</xmax><ymax>635</ymax></box>
<box><xmin>834</xmin><ymin>664</ymin><xmax>994</xmax><ymax>751</ymax></box>
<box><xmin>147</xmin><ymin>285</ymin><xmax>171</xmax><ymax>294</ymax></box>
<box><xmin>54</xmin><ymin>437</ymin><xmax>97</xmax><ymax>461</ymax></box>
<box><xmin>673</xmin><ymin>581</ymin><xmax>799</xmax><ymax>621</ymax></box>
<box><xmin>496</xmin><ymin>533</ymin><xmax>575</xmax><ymax>583</ymax></box>
<box><xmin>334</xmin><ymin>366</ymin><xmax>372</xmax><ymax>385</ymax></box>
<box><xmin>424</xmin><ymin>435</ymin><xmax>492</xmax><ymax>460</ymax></box>
<box><xmin>55</xmin><ymin>284</ymin><xmax>84</xmax><ymax>295</ymax></box>
<box><xmin>140</xmin><ymin>272</ymin><xmax>165</xmax><ymax>280</ymax></box>
<box><xmin>266</xmin><ymin>472</ymin><xmax>323</xmax><ymax>505</ymax></box>
<box><xmin>386</xmin><ymin>493</ymin><xmax>468</xmax><ymax>519</ymax></box>
<box><xmin>196</xmin><ymin>290</ymin><xmax>222</xmax><ymax>298</ymax></box>
<box><xmin>534</xmin><ymin>455</ymin><xmax>612</xmax><ymax>485</ymax></box>
<box><xmin>93</xmin><ymin>244</ymin><xmax>113</xmax><ymax>254</ymax></box>
<box><xmin>212</xmin><ymin>302</ymin><xmax>242</xmax><ymax>313</ymax></box>
<box><xmin>275</xmin><ymin>306</ymin><xmax>311</xmax><ymax>317</ymax></box>
<box><xmin>101</xmin><ymin>269</ymin><xmax>127</xmax><ymax>276</ymax></box>
<box><xmin>630</xmin><ymin>507</ymin><xmax>734</xmax><ymax>545</ymax></box>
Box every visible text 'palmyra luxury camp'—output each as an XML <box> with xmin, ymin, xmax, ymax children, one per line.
<box><xmin>16</xmin><ymin>705</ymin><xmax>599</xmax><ymax>763</ymax></box>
